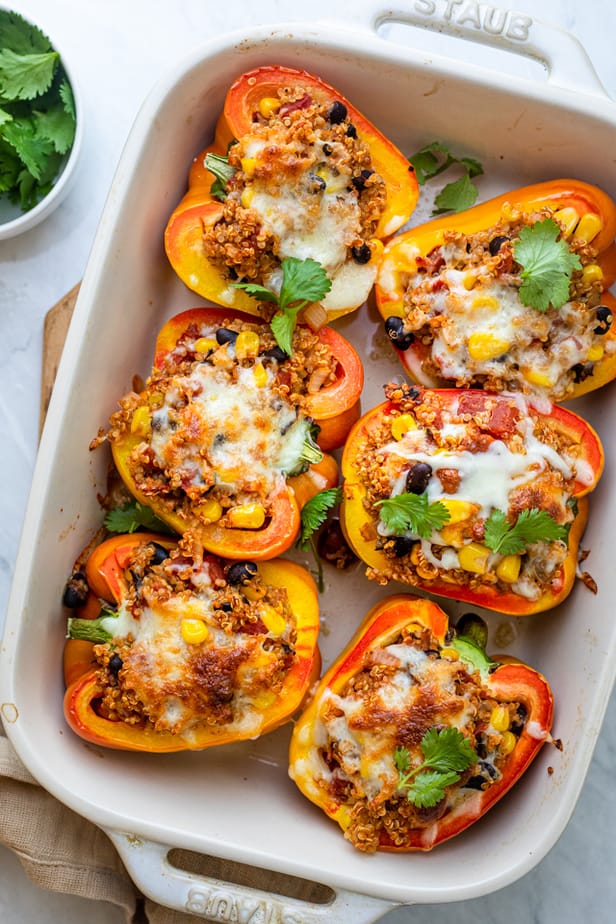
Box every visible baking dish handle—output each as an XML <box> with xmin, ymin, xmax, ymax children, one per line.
<box><xmin>105</xmin><ymin>830</ymin><xmax>399</xmax><ymax>923</ymax></box>
<box><xmin>353</xmin><ymin>1</ymin><xmax>610</xmax><ymax>99</ymax></box>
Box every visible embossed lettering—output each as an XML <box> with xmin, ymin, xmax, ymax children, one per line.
<box><xmin>483</xmin><ymin>6</ymin><xmax>507</xmax><ymax>35</ymax></box>
<box><xmin>456</xmin><ymin>1</ymin><xmax>482</xmax><ymax>29</ymax></box>
<box><xmin>186</xmin><ymin>888</ymin><xmax>210</xmax><ymax>915</ymax></box>
<box><xmin>506</xmin><ymin>13</ymin><xmax>532</xmax><ymax>41</ymax></box>
<box><xmin>443</xmin><ymin>0</ymin><xmax>464</xmax><ymax>21</ymax></box>
<box><xmin>413</xmin><ymin>0</ymin><xmax>437</xmax><ymax>13</ymax></box>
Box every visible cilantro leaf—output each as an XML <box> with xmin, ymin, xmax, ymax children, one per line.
<box><xmin>234</xmin><ymin>257</ymin><xmax>332</xmax><ymax>355</ymax></box>
<box><xmin>483</xmin><ymin>507</ymin><xmax>568</xmax><ymax>555</ymax></box>
<box><xmin>395</xmin><ymin>728</ymin><xmax>477</xmax><ymax>808</ymax></box>
<box><xmin>0</xmin><ymin>49</ymin><xmax>59</xmax><ymax>101</ymax></box>
<box><xmin>104</xmin><ymin>500</ymin><xmax>172</xmax><ymax>536</ymax></box>
<box><xmin>59</xmin><ymin>79</ymin><xmax>75</xmax><ymax>119</ymax></box>
<box><xmin>1</xmin><ymin>116</ymin><xmax>53</xmax><ymax>180</ymax></box>
<box><xmin>376</xmin><ymin>492</ymin><xmax>450</xmax><ymax>539</ymax></box>
<box><xmin>405</xmin><ymin>770</ymin><xmax>461</xmax><ymax>808</ymax></box>
<box><xmin>34</xmin><ymin>101</ymin><xmax>75</xmax><ymax>154</ymax></box>
<box><xmin>297</xmin><ymin>487</ymin><xmax>342</xmax><ymax>549</ymax></box>
<box><xmin>0</xmin><ymin>11</ymin><xmax>52</xmax><ymax>56</ymax></box>
<box><xmin>432</xmin><ymin>172</ymin><xmax>479</xmax><ymax>215</ymax></box>
<box><xmin>513</xmin><ymin>218</ymin><xmax>582</xmax><ymax>311</ymax></box>
<box><xmin>204</xmin><ymin>151</ymin><xmax>235</xmax><ymax>201</ymax></box>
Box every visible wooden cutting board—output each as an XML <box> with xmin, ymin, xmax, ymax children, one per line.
<box><xmin>40</xmin><ymin>286</ymin><xmax>332</xmax><ymax>904</ymax></box>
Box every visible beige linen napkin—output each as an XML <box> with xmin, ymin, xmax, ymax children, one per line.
<box><xmin>0</xmin><ymin>709</ymin><xmax>203</xmax><ymax>923</ymax></box>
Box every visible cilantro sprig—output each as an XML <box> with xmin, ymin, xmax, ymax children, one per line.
<box><xmin>0</xmin><ymin>10</ymin><xmax>76</xmax><ymax>212</ymax></box>
<box><xmin>483</xmin><ymin>507</ymin><xmax>568</xmax><ymax>555</ymax></box>
<box><xmin>104</xmin><ymin>500</ymin><xmax>173</xmax><ymax>536</ymax></box>
<box><xmin>408</xmin><ymin>141</ymin><xmax>483</xmax><ymax>215</ymax></box>
<box><xmin>296</xmin><ymin>486</ymin><xmax>342</xmax><ymax>592</ymax></box>
<box><xmin>395</xmin><ymin>727</ymin><xmax>477</xmax><ymax>808</ymax></box>
<box><xmin>513</xmin><ymin>218</ymin><xmax>582</xmax><ymax>311</ymax></box>
<box><xmin>376</xmin><ymin>492</ymin><xmax>450</xmax><ymax>539</ymax></box>
<box><xmin>233</xmin><ymin>257</ymin><xmax>332</xmax><ymax>355</ymax></box>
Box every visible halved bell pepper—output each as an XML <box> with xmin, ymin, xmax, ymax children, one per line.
<box><xmin>64</xmin><ymin>533</ymin><xmax>320</xmax><ymax>752</ymax></box>
<box><xmin>164</xmin><ymin>65</ymin><xmax>419</xmax><ymax>321</ymax></box>
<box><xmin>108</xmin><ymin>307</ymin><xmax>344</xmax><ymax>560</ymax></box>
<box><xmin>289</xmin><ymin>595</ymin><xmax>553</xmax><ymax>851</ymax></box>
<box><xmin>152</xmin><ymin>307</ymin><xmax>364</xmax><ymax>452</ymax></box>
<box><xmin>376</xmin><ymin>178</ymin><xmax>616</xmax><ymax>400</ymax></box>
<box><xmin>340</xmin><ymin>386</ymin><xmax>604</xmax><ymax>615</ymax></box>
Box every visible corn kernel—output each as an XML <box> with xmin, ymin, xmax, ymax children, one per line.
<box><xmin>241</xmin><ymin>187</ymin><xmax>254</xmax><ymax>209</ymax></box>
<box><xmin>440</xmin><ymin>498</ymin><xmax>479</xmax><ymax>525</ymax></box>
<box><xmin>227</xmin><ymin>503</ymin><xmax>266</xmax><ymax>529</ymax></box>
<box><xmin>490</xmin><ymin>704</ymin><xmax>511</xmax><ymax>732</ymax></box>
<box><xmin>500</xmin><ymin>201</ymin><xmax>519</xmax><ymax>221</ymax></box>
<box><xmin>243</xmin><ymin>583</ymin><xmax>266</xmax><ymax>602</ymax></box>
<box><xmin>260</xmin><ymin>604</ymin><xmax>287</xmax><ymax>636</ymax></box>
<box><xmin>471</xmin><ymin>295</ymin><xmax>499</xmax><ymax>311</ymax></box>
<box><xmin>463</xmin><ymin>273</ymin><xmax>477</xmax><ymax>290</ymax></box>
<box><xmin>582</xmin><ymin>263</ymin><xmax>604</xmax><ymax>285</ymax></box>
<box><xmin>574</xmin><ymin>212</ymin><xmax>602</xmax><ymax>244</ymax></box>
<box><xmin>130</xmin><ymin>405</ymin><xmax>151</xmax><ymax>437</ymax></box>
<box><xmin>258</xmin><ymin>97</ymin><xmax>281</xmax><ymax>118</ymax></box>
<box><xmin>235</xmin><ymin>329</ymin><xmax>260</xmax><ymax>361</ymax></box>
<box><xmin>458</xmin><ymin>542</ymin><xmax>491</xmax><ymax>574</ymax></box>
<box><xmin>467</xmin><ymin>332</ymin><xmax>510</xmax><ymax>361</ymax></box>
<box><xmin>240</xmin><ymin>157</ymin><xmax>257</xmax><ymax>178</ymax></box>
<box><xmin>194</xmin><ymin>337</ymin><xmax>217</xmax><ymax>354</ymax></box>
<box><xmin>391</xmin><ymin>413</ymin><xmax>417</xmax><ymax>441</ymax></box>
<box><xmin>181</xmin><ymin>618</ymin><xmax>209</xmax><ymax>645</ymax></box>
<box><xmin>195</xmin><ymin>498</ymin><xmax>223</xmax><ymax>524</ymax></box>
<box><xmin>253</xmin><ymin>361</ymin><xmax>268</xmax><ymax>388</ymax></box>
<box><xmin>216</xmin><ymin>466</ymin><xmax>241</xmax><ymax>484</ymax></box>
<box><xmin>496</xmin><ymin>554</ymin><xmax>522</xmax><ymax>583</ymax></box>
<box><xmin>147</xmin><ymin>391</ymin><xmax>164</xmax><ymax>408</ymax></box>
<box><xmin>252</xmin><ymin>689</ymin><xmax>277</xmax><ymax>709</ymax></box>
<box><xmin>439</xmin><ymin>646</ymin><xmax>460</xmax><ymax>661</ymax></box>
<box><xmin>553</xmin><ymin>206</ymin><xmax>579</xmax><ymax>239</ymax></box>
<box><xmin>587</xmin><ymin>343</ymin><xmax>605</xmax><ymax>362</ymax></box>
<box><xmin>522</xmin><ymin>367</ymin><xmax>556</xmax><ymax>388</ymax></box>
<box><xmin>369</xmin><ymin>239</ymin><xmax>384</xmax><ymax>262</ymax></box>
<box><xmin>500</xmin><ymin>730</ymin><xmax>517</xmax><ymax>755</ymax></box>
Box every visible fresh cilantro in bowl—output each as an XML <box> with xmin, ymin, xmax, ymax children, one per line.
<box><xmin>0</xmin><ymin>8</ymin><xmax>77</xmax><ymax>217</ymax></box>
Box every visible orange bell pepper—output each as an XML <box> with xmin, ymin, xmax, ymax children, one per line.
<box><xmin>340</xmin><ymin>386</ymin><xmax>604</xmax><ymax>615</ymax></box>
<box><xmin>64</xmin><ymin>533</ymin><xmax>320</xmax><ymax>752</ymax></box>
<box><xmin>376</xmin><ymin>178</ymin><xmax>616</xmax><ymax>400</ymax></box>
<box><xmin>108</xmin><ymin>308</ymin><xmax>343</xmax><ymax>560</ymax></box>
<box><xmin>289</xmin><ymin>595</ymin><xmax>553</xmax><ymax>851</ymax></box>
<box><xmin>164</xmin><ymin>65</ymin><xmax>418</xmax><ymax>321</ymax></box>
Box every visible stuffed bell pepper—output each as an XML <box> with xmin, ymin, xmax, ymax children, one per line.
<box><xmin>340</xmin><ymin>384</ymin><xmax>604</xmax><ymax>615</ymax></box>
<box><xmin>376</xmin><ymin>178</ymin><xmax>616</xmax><ymax>400</ymax></box>
<box><xmin>165</xmin><ymin>65</ymin><xmax>419</xmax><ymax>321</ymax></box>
<box><xmin>289</xmin><ymin>597</ymin><xmax>553</xmax><ymax>851</ymax></box>
<box><xmin>63</xmin><ymin>532</ymin><xmax>320</xmax><ymax>752</ymax></box>
<box><xmin>95</xmin><ymin>307</ymin><xmax>359</xmax><ymax>560</ymax></box>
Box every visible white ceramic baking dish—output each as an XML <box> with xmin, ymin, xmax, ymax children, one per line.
<box><xmin>2</xmin><ymin>5</ymin><xmax>616</xmax><ymax>922</ymax></box>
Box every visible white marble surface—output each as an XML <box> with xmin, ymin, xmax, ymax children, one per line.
<box><xmin>1</xmin><ymin>1</ymin><xmax>615</xmax><ymax>921</ymax></box>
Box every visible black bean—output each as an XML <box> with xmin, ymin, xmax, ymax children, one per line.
<box><xmin>393</xmin><ymin>536</ymin><xmax>415</xmax><ymax>557</ymax></box>
<box><xmin>316</xmin><ymin>518</ymin><xmax>357</xmax><ymax>569</ymax></box>
<box><xmin>226</xmin><ymin>561</ymin><xmax>258</xmax><ymax>585</ymax></box>
<box><xmin>464</xmin><ymin>775</ymin><xmax>487</xmax><ymax>791</ymax></box>
<box><xmin>594</xmin><ymin>305</ymin><xmax>613</xmax><ymax>335</ymax></box>
<box><xmin>351</xmin><ymin>243</ymin><xmax>371</xmax><ymax>264</ymax></box>
<box><xmin>262</xmin><ymin>345</ymin><xmax>290</xmax><ymax>362</ymax></box>
<box><xmin>345</xmin><ymin>123</ymin><xmax>357</xmax><ymax>138</ymax></box>
<box><xmin>405</xmin><ymin>462</ymin><xmax>433</xmax><ymax>495</ymax></box>
<box><xmin>62</xmin><ymin>572</ymin><xmax>89</xmax><ymax>608</ymax></box>
<box><xmin>309</xmin><ymin>174</ymin><xmax>326</xmax><ymax>193</ymax></box>
<box><xmin>328</xmin><ymin>100</ymin><xmax>347</xmax><ymax>124</ymax></box>
<box><xmin>108</xmin><ymin>653</ymin><xmax>123</xmax><ymax>676</ymax></box>
<box><xmin>384</xmin><ymin>316</ymin><xmax>414</xmax><ymax>351</ymax></box>
<box><xmin>323</xmin><ymin>143</ymin><xmax>333</xmax><ymax>156</ymax></box>
<box><xmin>571</xmin><ymin>362</ymin><xmax>595</xmax><ymax>383</ymax></box>
<box><xmin>216</xmin><ymin>328</ymin><xmax>238</xmax><ymax>346</ymax></box>
<box><xmin>148</xmin><ymin>542</ymin><xmax>170</xmax><ymax>565</ymax></box>
<box><xmin>352</xmin><ymin>169</ymin><xmax>374</xmax><ymax>191</ymax></box>
<box><xmin>488</xmin><ymin>235</ymin><xmax>510</xmax><ymax>256</ymax></box>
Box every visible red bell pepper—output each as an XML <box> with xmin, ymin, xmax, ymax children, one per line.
<box><xmin>289</xmin><ymin>595</ymin><xmax>554</xmax><ymax>851</ymax></box>
<box><xmin>340</xmin><ymin>385</ymin><xmax>603</xmax><ymax>615</ymax></box>
<box><xmin>63</xmin><ymin>533</ymin><xmax>320</xmax><ymax>752</ymax></box>
<box><xmin>375</xmin><ymin>178</ymin><xmax>616</xmax><ymax>400</ymax></box>
<box><xmin>107</xmin><ymin>307</ymin><xmax>345</xmax><ymax>560</ymax></box>
<box><xmin>164</xmin><ymin>65</ymin><xmax>419</xmax><ymax>321</ymax></box>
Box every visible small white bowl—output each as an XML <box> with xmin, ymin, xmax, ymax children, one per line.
<box><xmin>0</xmin><ymin>9</ymin><xmax>83</xmax><ymax>241</ymax></box>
